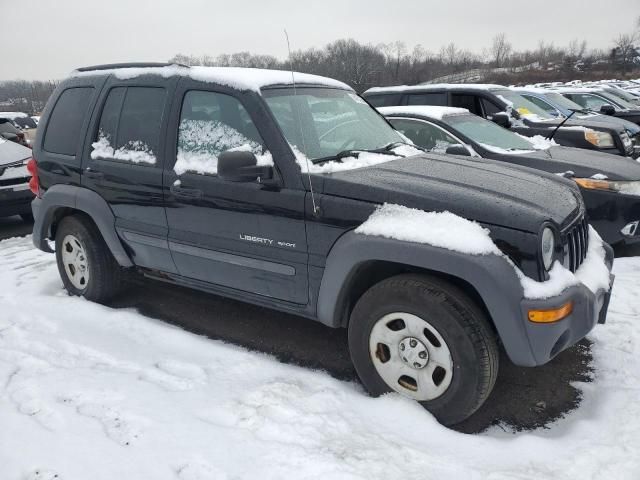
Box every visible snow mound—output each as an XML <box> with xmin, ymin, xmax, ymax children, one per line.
<box><xmin>0</xmin><ymin>235</ymin><xmax>638</xmax><ymax>478</ymax></box>
<box><xmin>355</xmin><ymin>203</ymin><xmax>501</xmax><ymax>255</ymax></box>
<box><xmin>517</xmin><ymin>134</ymin><xmax>559</xmax><ymax>150</ymax></box>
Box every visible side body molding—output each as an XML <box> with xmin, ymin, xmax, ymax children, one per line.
<box><xmin>31</xmin><ymin>184</ymin><xmax>134</xmax><ymax>267</ymax></box>
<box><xmin>316</xmin><ymin>231</ymin><xmax>537</xmax><ymax>366</ymax></box>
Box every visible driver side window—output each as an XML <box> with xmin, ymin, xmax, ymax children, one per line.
<box><xmin>175</xmin><ymin>90</ymin><xmax>266</xmax><ymax>176</ymax></box>
<box><xmin>389</xmin><ymin>118</ymin><xmax>460</xmax><ymax>153</ymax></box>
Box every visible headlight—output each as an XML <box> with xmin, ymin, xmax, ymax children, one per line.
<box><xmin>541</xmin><ymin>227</ymin><xmax>555</xmax><ymax>271</ymax></box>
<box><xmin>584</xmin><ymin>129</ymin><xmax>614</xmax><ymax>148</ymax></box>
<box><xmin>575</xmin><ymin>178</ymin><xmax>640</xmax><ymax>196</ymax></box>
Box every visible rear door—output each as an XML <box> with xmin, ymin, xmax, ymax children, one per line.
<box><xmin>81</xmin><ymin>76</ymin><xmax>179</xmax><ymax>273</ymax></box>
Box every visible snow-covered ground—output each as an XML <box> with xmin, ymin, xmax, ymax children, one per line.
<box><xmin>1</xmin><ymin>235</ymin><xmax>639</xmax><ymax>480</ymax></box>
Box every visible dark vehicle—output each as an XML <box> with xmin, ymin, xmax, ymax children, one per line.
<box><xmin>0</xmin><ymin>138</ymin><xmax>34</xmax><ymax>221</ymax></box>
<box><xmin>0</xmin><ymin>112</ymin><xmax>38</xmax><ymax>143</ymax></box>
<box><xmin>380</xmin><ymin>105</ymin><xmax>640</xmax><ymax>247</ymax></box>
<box><xmin>512</xmin><ymin>87</ymin><xmax>640</xmax><ymax>158</ymax></box>
<box><xmin>363</xmin><ymin>84</ymin><xmax>636</xmax><ymax>158</ymax></box>
<box><xmin>0</xmin><ymin>118</ymin><xmax>29</xmax><ymax>147</ymax></box>
<box><xmin>555</xmin><ymin>87</ymin><xmax>640</xmax><ymax>127</ymax></box>
<box><xmin>30</xmin><ymin>63</ymin><xmax>613</xmax><ymax>425</ymax></box>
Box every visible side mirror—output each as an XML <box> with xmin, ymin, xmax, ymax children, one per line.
<box><xmin>218</xmin><ymin>150</ymin><xmax>273</xmax><ymax>183</ymax></box>
<box><xmin>489</xmin><ymin>112</ymin><xmax>512</xmax><ymax>128</ymax></box>
<box><xmin>445</xmin><ymin>144</ymin><xmax>471</xmax><ymax>156</ymax></box>
<box><xmin>600</xmin><ymin>104</ymin><xmax>616</xmax><ymax>115</ymax></box>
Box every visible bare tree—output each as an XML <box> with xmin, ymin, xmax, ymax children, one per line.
<box><xmin>490</xmin><ymin>33</ymin><xmax>512</xmax><ymax>68</ymax></box>
<box><xmin>611</xmin><ymin>33</ymin><xmax>639</xmax><ymax>72</ymax></box>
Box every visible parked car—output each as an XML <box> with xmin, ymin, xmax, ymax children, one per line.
<box><xmin>30</xmin><ymin>63</ymin><xmax>613</xmax><ymax>425</ymax></box>
<box><xmin>512</xmin><ymin>87</ymin><xmax>640</xmax><ymax>158</ymax></box>
<box><xmin>379</xmin><ymin>105</ymin><xmax>640</xmax><ymax>247</ymax></box>
<box><xmin>0</xmin><ymin>137</ymin><xmax>34</xmax><ymax>221</ymax></box>
<box><xmin>555</xmin><ymin>87</ymin><xmax>640</xmax><ymax>126</ymax></box>
<box><xmin>362</xmin><ymin>84</ymin><xmax>634</xmax><ymax>158</ymax></box>
<box><xmin>0</xmin><ymin>118</ymin><xmax>29</xmax><ymax>147</ymax></box>
<box><xmin>0</xmin><ymin>112</ymin><xmax>38</xmax><ymax>142</ymax></box>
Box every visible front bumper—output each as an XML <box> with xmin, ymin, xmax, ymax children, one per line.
<box><xmin>0</xmin><ymin>183</ymin><xmax>33</xmax><ymax>217</ymax></box>
<box><xmin>518</xmin><ymin>242</ymin><xmax>614</xmax><ymax>366</ymax></box>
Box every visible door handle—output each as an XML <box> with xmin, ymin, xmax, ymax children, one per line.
<box><xmin>170</xmin><ymin>184</ymin><xmax>202</xmax><ymax>199</ymax></box>
<box><xmin>84</xmin><ymin>168</ymin><xmax>104</xmax><ymax>180</ymax></box>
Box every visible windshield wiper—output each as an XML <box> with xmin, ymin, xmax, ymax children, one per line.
<box><xmin>311</xmin><ymin>145</ymin><xmax>407</xmax><ymax>165</ymax></box>
<box><xmin>546</xmin><ymin>109</ymin><xmax>577</xmax><ymax>141</ymax></box>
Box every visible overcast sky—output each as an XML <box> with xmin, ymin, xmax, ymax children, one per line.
<box><xmin>1</xmin><ymin>0</ymin><xmax>638</xmax><ymax>80</ymax></box>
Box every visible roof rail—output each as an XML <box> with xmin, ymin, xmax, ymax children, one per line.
<box><xmin>75</xmin><ymin>62</ymin><xmax>188</xmax><ymax>72</ymax></box>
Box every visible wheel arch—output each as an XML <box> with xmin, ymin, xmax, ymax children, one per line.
<box><xmin>31</xmin><ymin>184</ymin><xmax>134</xmax><ymax>267</ymax></box>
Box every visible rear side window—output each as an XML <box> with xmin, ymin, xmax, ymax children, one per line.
<box><xmin>44</xmin><ymin>87</ymin><xmax>94</xmax><ymax>156</ymax></box>
<box><xmin>480</xmin><ymin>98</ymin><xmax>502</xmax><ymax>116</ymax></box>
<box><xmin>92</xmin><ymin>87</ymin><xmax>167</xmax><ymax>165</ymax></box>
<box><xmin>365</xmin><ymin>94</ymin><xmax>402</xmax><ymax>107</ymax></box>
<box><xmin>451</xmin><ymin>94</ymin><xmax>482</xmax><ymax>115</ymax></box>
<box><xmin>407</xmin><ymin>92</ymin><xmax>447</xmax><ymax>106</ymax></box>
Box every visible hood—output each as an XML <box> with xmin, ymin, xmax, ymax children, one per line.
<box><xmin>0</xmin><ymin>138</ymin><xmax>31</xmax><ymax>167</ymax></box>
<box><xmin>502</xmin><ymin>146</ymin><xmax>640</xmax><ymax>181</ymax></box>
<box><xmin>576</xmin><ymin>114</ymin><xmax>640</xmax><ymax>135</ymax></box>
<box><xmin>525</xmin><ymin>116</ymin><xmax>623</xmax><ymax>133</ymax></box>
<box><xmin>316</xmin><ymin>154</ymin><xmax>582</xmax><ymax>233</ymax></box>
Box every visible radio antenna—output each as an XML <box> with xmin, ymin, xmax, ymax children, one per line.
<box><xmin>284</xmin><ymin>29</ymin><xmax>319</xmax><ymax>216</ymax></box>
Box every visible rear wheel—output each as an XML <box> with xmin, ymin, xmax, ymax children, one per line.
<box><xmin>348</xmin><ymin>274</ymin><xmax>499</xmax><ymax>426</ymax></box>
<box><xmin>55</xmin><ymin>215</ymin><xmax>122</xmax><ymax>302</ymax></box>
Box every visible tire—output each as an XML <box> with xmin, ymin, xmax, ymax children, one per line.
<box><xmin>55</xmin><ymin>215</ymin><xmax>122</xmax><ymax>303</ymax></box>
<box><xmin>20</xmin><ymin>213</ymin><xmax>34</xmax><ymax>223</ymax></box>
<box><xmin>348</xmin><ymin>273</ymin><xmax>499</xmax><ymax>426</ymax></box>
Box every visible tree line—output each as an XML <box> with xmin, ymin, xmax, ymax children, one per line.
<box><xmin>1</xmin><ymin>21</ymin><xmax>639</xmax><ymax>114</ymax></box>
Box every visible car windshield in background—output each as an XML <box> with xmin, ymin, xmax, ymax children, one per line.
<box><xmin>599</xmin><ymin>90</ymin><xmax>637</xmax><ymax>110</ymax></box>
<box><xmin>446</xmin><ymin>114</ymin><xmax>535</xmax><ymax>151</ymax></box>
<box><xmin>491</xmin><ymin>89</ymin><xmax>555</xmax><ymax>120</ymax></box>
<box><xmin>262</xmin><ymin>87</ymin><xmax>402</xmax><ymax>161</ymax></box>
<box><xmin>11</xmin><ymin>117</ymin><xmax>37</xmax><ymax>129</ymax></box>
<box><xmin>544</xmin><ymin>92</ymin><xmax>586</xmax><ymax>112</ymax></box>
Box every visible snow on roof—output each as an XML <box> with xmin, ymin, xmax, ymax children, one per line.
<box><xmin>377</xmin><ymin>105</ymin><xmax>469</xmax><ymax>120</ymax></box>
<box><xmin>365</xmin><ymin>83</ymin><xmax>505</xmax><ymax>94</ymax></box>
<box><xmin>548</xmin><ymin>86</ymin><xmax>605</xmax><ymax>94</ymax></box>
<box><xmin>0</xmin><ymin>111</ymin><xmax>29</xmax><ymax>119</ymax></box>
<box><xmin>510</xmin><ymin>86</ymin><xmax>553</xmax><ymax>94</ymax></box>
<box><xmin>70</xmin><ymin>65</ymin><xmax>352</xmax><ymax>92</ymax></box>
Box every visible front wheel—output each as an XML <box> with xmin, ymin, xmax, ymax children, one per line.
<box><xmin>55</xmin><ymin>215</ymin><xmax>122</xmax><ymax>302</ymax></box>
<box><xmin>348</xmin><ymin>274</ymin><xmax>499</xmax><ymax>426</ymax></box>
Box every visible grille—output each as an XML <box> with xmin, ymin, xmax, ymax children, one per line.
<box><xmin>563</xmin><ymin>216</ymin><xmax>589</xmax><ymax>273</ymax></box>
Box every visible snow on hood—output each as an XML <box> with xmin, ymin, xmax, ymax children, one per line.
<box><xmin>378</xmin><ymin>105</ymin><xmax>469</xmax><ymax>120</ymax></box>
<box><xmin>0</xmin><ymin>111</ymin><xmax>28</xmax><ymax>120</ymax></box>
<box><xmin>71</xmin><ymin>66</ymin><xmax>352</xmax><ymax>93</ymax></box>
<box><xmin>356</xmin><ymin>204</ymin><xmax>611</xmax><ymax>299</ymax></box>
<box><xmin>515</xmin><ymin>134</ymin><xmax>559</xmax><ymax>150</ymax></box>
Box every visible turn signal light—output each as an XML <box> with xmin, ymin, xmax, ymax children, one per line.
<box><xmin>528</xmin><ymin>302</ymin><xmax>573</xmax><ymax>323</ymax></box>
<box><xmin>27</xmin><ymin>157</ymin><xmax>41</xmax><ymax>197</ymax></box>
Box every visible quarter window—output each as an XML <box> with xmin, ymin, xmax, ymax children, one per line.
<box><xmin>175</xmin><ymin>90</ymin><xmax>267</xmax><ymax>176</ymax></box>
<box><xmin>44</xmin><ymin>87</ymin><xmax>94</xmax><ymax>156</ymax></box>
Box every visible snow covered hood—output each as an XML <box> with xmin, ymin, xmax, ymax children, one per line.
<box><xmin>378</xmin><ymin>105</ymin><xmax>469</xmax><ymax>120</ymax></box>
<box><xmin>317</xmin><ymin>154</ymin><xmax>582</xmax><ymax>233</ymax></box>
<box><xmin>0</xmin><ymin>138</ymin><xmax>31</xmax><ymax>167</ymax></box>
<box><xmin>70</xmin><ymin>65</ymin><xmax>352</xmax><ymax>92</ymax></box>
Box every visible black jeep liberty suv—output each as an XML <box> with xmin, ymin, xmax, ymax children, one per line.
<box><xmin>29</xmin><ymin>63</ymin><xmax>614</xmax><ymax>425</ymax></box>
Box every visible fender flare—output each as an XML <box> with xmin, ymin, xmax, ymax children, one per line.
<box><xmin>31</xmin><ymin>184</ymin><xmax>134</xmax><ymax>267</ymax></box>
<box><xmin>316</xmin><ymin>231</ymin><xmax>537</xmax><ymax>366</ymax></box>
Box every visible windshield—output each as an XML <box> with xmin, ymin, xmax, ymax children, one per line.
<box><xmin>602</xmin><ymin>88</ymin><xmax>639</xmax><ymax>107</ymax></box>
<box><xmin>543</xmin><ymin>92</ymin><xmax>586</xmax><ymax>112</ymax></box>
<box><xmin>446</xmin><ymin>114</ymin><xmax>535</xmax><ymax>151</ymax></box>
<box><xmin>492</xmin><ymin>89</ymin><xmax>554</xmax><ymax>120</ymax></box>
<box><xmin>262</xmin><ymin>87</ymin><xmax>403</xmax><ymax>161</ymax></box>
<box><xmin>598</xmin><ymin>90</ymin><xmax>636</xmax><ymax>110</ymax></box>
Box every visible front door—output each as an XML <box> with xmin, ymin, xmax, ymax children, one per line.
<box><xmin>163</xmin><ymin>83</ymin><xmax>309</xmax><ymax>304</ymax></box>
